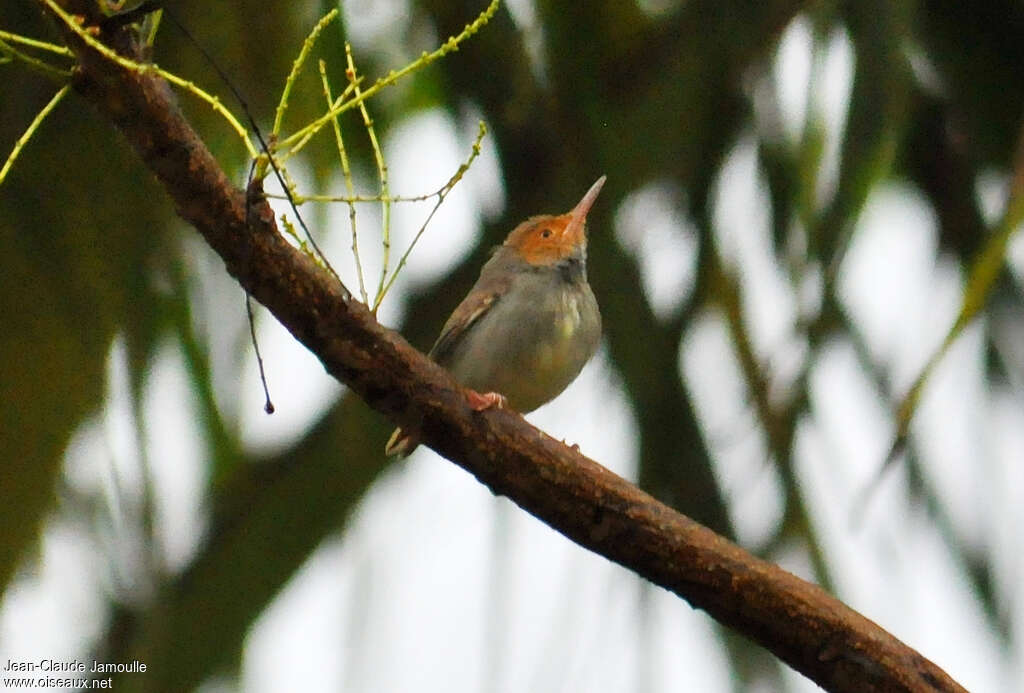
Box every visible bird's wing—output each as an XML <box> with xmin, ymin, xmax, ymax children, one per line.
<box><xmin>429</xmin><ymin>289</ymin><xmax>501</xmax><ymax>367</ymax></box>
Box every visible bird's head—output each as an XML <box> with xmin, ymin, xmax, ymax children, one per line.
<box><xmin>504</xmin><ymin>176</ymin><xmax>606</xmax><ymax>267</ymax></box>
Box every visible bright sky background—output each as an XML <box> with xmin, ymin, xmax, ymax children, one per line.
<box><xmin>4</xmin><ymin>9</ymin><xmax>1024</xmax><ymax>693</ymax></box>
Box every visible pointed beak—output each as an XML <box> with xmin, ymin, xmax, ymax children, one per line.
<box><xmin>564</xmin><ymin>175</ymin><xmax>606</xmax><ymax>246</ymax></box>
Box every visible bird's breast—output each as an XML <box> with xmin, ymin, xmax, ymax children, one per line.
<box><xmin>538</xmin><ymin>290</ymin><xmax>587</xmax><ymax>370</ymax></box>
<box><xmin>445</xmin><ymin>274</ymin><xmax>600</xmax><ymax>413</ymax></box>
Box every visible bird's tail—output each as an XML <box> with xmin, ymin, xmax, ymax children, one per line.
<box><xmin>384</xmin><ymin>427</ymin><xmax>417</xmax><ymax>457</ymax></box>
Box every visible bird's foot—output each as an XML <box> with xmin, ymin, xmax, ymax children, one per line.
<box><xmin>466</xmin><ymin>389</ymin><xmax>507</xmax><ymax>411</ymax></box>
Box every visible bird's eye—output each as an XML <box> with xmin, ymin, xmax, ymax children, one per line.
<box><xmin>540</xmin><ymin>228</ymin><xmax>553</xmax><ymax>238</ymax></box>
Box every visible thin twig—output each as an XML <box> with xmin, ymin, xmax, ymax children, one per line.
<box><xmin>0</xmin><ymin>28</ymin><xmax>74</xmax><ymax>55</ymax></box>
<box><xmin>344</xmin><ymin>45</ymin><xmax>391</xmax><ymax>310</ymax></box>
<box><xmin>263</xmin><ymin>191</ymin><xmax>459</xmax><ymax>204</ymax></box>
<box><xmin>374</xmin><ymin>121</ymin><xmax>487</xmax><ymax>309</ymax></box>
<box><xmin>277</xmin><ymin>0</ymin><xmax>500</xmax><ymax>152</ymax></box>
<box><xmin>320</xmin><ymin>59</ymin><xmax>368</xmax><ymax>304</ymax></box>
<box><xmin>275</xmin><ymin>80</ymin><xmax>358</xmax><ymax>165</ymax></box>
<box><xmin>0</xmin><ymin>84</ymin><xmax>70</xmax><ymax>186</ymax></box>
<box><xmin>40</xmin><ymin>0</ymin><xmax>257</xmax><ymax>156</ymax></box>
<box><xmin>245</xmin><ymin>294</ymin><xmax>275</xmax><ymax>414</ymax></box>
<box><xmin>0</xmin><ymin>36</ymin><xmax>73</xmax><ymax>79</ymax></box>
<box><xmin>155</xmin><ymin>7</ymin><xmax>339</xmax><ymax>280</ymax></box>
<box><xmin>271</xmin><ymin>9</ymin><xmax>339</xmax><ymax>139</ymax></box>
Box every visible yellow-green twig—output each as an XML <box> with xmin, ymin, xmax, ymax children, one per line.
<box><xmin>374</xmin><ymin>121</ymin><xmax>488</xmax><ymax>309</ymax></box>
<box><xmin>276</xmin><ymin>162</ymin><xmax>303</xmax><ymax>205</ymax></box>
<box><xmin>0</xmin><ymin>83</ymin><xmax>70</xmax><ymax>187</ymax></box>
<box><xmin>264</xmin><ymin>192</ymin><xmax>455</xmax><ymax>204</ymax></box>
<box><xmin>41</xmin><ymin>0</ymin><xmax>256</xmax><ymax>157</ymax></box>
<box><xmin>272</xmin><ymin>9</ymin><xmax>339</xmax><ymax>139</ymax></box>
<box><xmin>0</xmin><ymin>29</ymin><xmax>73</xmax><ymax>56</ymax></box>
<box><xmin>344</xmin><ymin>46</ymin><xmax>391</xmax><ymax>310</ymax></box>
<box><xmin>276</xmin><ymin>80</ymin><xmax>358</xmax><ymax>165</ymax></box>
<box><xmin>278</xmin><ymin>0</ymin><xmax>500</xmax><ymax>152</ymax></box>
<box><xmin>0</xmin><ymin>37</ymin><xmax>73</xmax><ymax>79</ymax></box>
<box><xmin>141</xmin><ymin>8</ymin><xmax>162</xmax><ymax>48</ymax></box>
<box><xmin>279</xmin><ymin>214</ymin><xmax>305</xmax><ymax>252</ymax></box>
<box><xmin>319</xmin><ymin>59</ymin><xmax>367</xmax><ymax>304</ymax></box>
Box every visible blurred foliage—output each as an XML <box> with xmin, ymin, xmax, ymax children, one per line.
<box><xmin>2</xmin><ymin>0</ymin><xmax>1023</xmax><ymax>691</ymax></box>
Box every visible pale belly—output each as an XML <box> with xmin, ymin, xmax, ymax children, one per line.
<box><xmin>444</xmin><ymin>283</ymin><xmax>600</xmax><ymax>412</ymax></box>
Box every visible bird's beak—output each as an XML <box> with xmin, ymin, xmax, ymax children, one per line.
<box><xmin>564</xmin><ymin>175</ymin><xmax>607</xmax><ymax>246</ymax></box>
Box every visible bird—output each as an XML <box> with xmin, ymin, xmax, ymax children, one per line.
<box><xmin>385</xmin><ymin>175</ymin><xmax>607</xmax><ymax>457</ymax></box>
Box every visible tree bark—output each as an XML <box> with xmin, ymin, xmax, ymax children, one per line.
<box><xmin>41</xmin><ymin>2</ymin><xmax>967</xmax><ymax>691</ymax></box>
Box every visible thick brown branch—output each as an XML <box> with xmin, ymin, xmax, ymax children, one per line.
<box><xmin>43</xmin><ymin>3</ymin><xmax>966</xmax><ymax>691</ymax></box>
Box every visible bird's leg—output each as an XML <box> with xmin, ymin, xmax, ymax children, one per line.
<box><xmin>465</xmin><ymin>389</ymin><xmax>507</xmax><ymax>411</ymax></box>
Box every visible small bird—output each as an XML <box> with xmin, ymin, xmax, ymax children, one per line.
<box><xmin>386</xmin><ymin>176</ymin><xmax>606</xmax><ymax>456</ymax></box>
